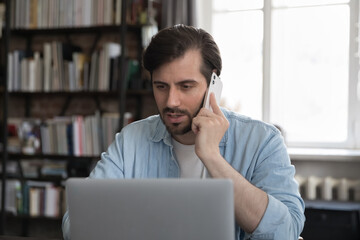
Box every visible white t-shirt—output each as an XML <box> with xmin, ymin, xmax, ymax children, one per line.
<box><xmin>172</xmin><ymin>138</ymin><xmax>206</xmax><ymax>178</ymax></box>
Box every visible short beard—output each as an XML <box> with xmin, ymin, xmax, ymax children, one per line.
<box><xmin>160</xmin><ymin>105</ymin><xmax>202</xmax><ymax>136</ymax></box>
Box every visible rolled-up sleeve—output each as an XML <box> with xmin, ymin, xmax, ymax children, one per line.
<box><xmin>244</xmin><ymin>131</ymin><xmax>305</xmax><ymax>240</ymax></box>
<box><xmin>245</xmin><ymin>194</ymin><xmax>305</xmax><ymax>239</ymax></box>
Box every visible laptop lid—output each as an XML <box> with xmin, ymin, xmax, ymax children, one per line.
<box><xmin>66</xmin><ymin>178</ymin><xmax>235</xmax><ymax>240</ymax></box>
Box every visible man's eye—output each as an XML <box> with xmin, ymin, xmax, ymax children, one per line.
<box><xmin>156</xmin><ymin>85</ymin><xmax>166</xmax><ymax>89</ymax></box>
<box><xmin>182</xmin><ymin>85</ymin><xmax>192</xmax><ymax>89</ymax></box>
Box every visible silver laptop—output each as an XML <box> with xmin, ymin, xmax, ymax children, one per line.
<box><xmin>66</xmin><ymin>178</ymin><xmax>235</xmax><ymax>240</ymax></box>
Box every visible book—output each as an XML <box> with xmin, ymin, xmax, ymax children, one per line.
<box><xmin>83</xmin><ymin>61</ymin><xmax>90</xmax><ymax>90</ymax></box>
<box><xmin>0</xmin><ymin>180</ymin><xmax>21</xmax><ymax>215</ymax></box>
<box><xmin>115</xmin><ymin>0</ymin><xmax>122</xmax><ymax>24</ymax></box>
<box><xmin>40</xmin><ymin>121</ymin><xmax>51</xmax><ymax>154</ymax></box>
<box><xmin>41</xmin><ymin>160</ymin><xmax>67</xmax><ymax>178</ymax></box>
<box><xmin>29</xmin><ymin>0</ymin><xmax>38</xmax><ymax>29</ymax></box>
<box><xmin>43</xmin><ymin>43</ymin><xmax>52</xmax><ymax>91</ymax></box>
<box><xmin>51</xmin><ymin>41</ymin><xmax>60</xmax><ymax>91</ymax></box>
<box><xmin>28</xmin><ymin>57</ymin><xmax>36</xmax><ymax>91</ymax></box>
<box><xmin>10</xmin><ymin>0</ymin><xmax>132</xmax><ymax>28</ymax></box>
<box><xmin>89</xmin><ymin>51</ymin><xmax>99</xmax><ymax>91</ymax></box>
<box><xmin>7</xmin><ymin>52</ymin><xmax>14</xmax><ymax>91</ymax></box>
<box><xmin>97</xmin><ymin>0</ymin><xmax>104</xmax><ymax>25</ymax></box>
<box><xmin>82</xmin><ymin>0</ymin><xmax>91</xmax><ymax>26</ymax></box>
<box><xmin>42</xmin><ymin>0</ymin><xmax>49</xmax><ymax>28</ymax></box>
<box><xmin>29</xmin><ymin>187</ymin><xmax>40</xmax><ymax>217</ymax></box>
<box><xmin>15</xmin><ymin>50</ymin><xmax>26</xmax><ymax>91</ymax></box>
<box><xmin>20</xmin><ymin>160</ymin><xmax>42</xmax><ymax>178</ymax></box>
<box><xmin>101</xmin><ymin>112</ymin><xmax>120</xmax><ymax>150</ymax></box>
<box><xmin>72</xmin><ymin>52</ymin><xmax>87</xmax><ymax>91</ymax></box>
<box><xmin>72</xmin><ymin>115</ymin><xmax>84</xmax><ymax>156</ymax></box>
<box><xmin>92</xmin><ymin>111</ymin><xmax>102</xmax><ymax>155</ymax></box>
<box><xmin>68</xmin><ymin>61</ymin><xmax>75</xmax><ymax>91</ymax></box>
<box><xmin>104</xmin><ymin>0</ymin><xmax>113</xmax><ymax>25</ymax></box>
<box><xmin>20</xmin><ymin>57</ymin><xmax>27</xmax><ymax>91</ymax></box>
<box><xmin>101</xmin><ymin>42</ymin><xmax>121</xmax><ymax>91</ymax></box>
<box><xmin>34</xmin><ymin>51</ymin><xmax>43</xmax><ymax>91</ymax></box>
<box><xmin>9</xmin><ymin>112</ymin><xmax>127</xmax><ymax>156</ymax></box>
<box><xmin>109</xmin><ymin>56</ymin><xmax>120</xmax><ymax>90</ymax></box>
<box><xmin>26</xmin><ymin>181</ymin><xmax>59</xmax><ymax>217</ymax></box>
<box><xmin>84</xmin><ymin>115</ymin><xmax>93</xmax><ymax>156</ymax></box>
<box><xmin>44</xmin><ymin>185</ymin><xmax>60</xmax><ymax>217</ymax></box>
<box><xmin>36</xmin><ymin>0</ymin><xmax>43</xmax><ymax>28</ymax></box>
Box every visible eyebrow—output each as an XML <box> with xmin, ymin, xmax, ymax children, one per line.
<box><xmin>153</xmin><ymin>79</ymin><xmax>198</xmax><ymax>85</ymax></box>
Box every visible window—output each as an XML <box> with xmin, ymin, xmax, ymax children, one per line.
<box><xmin>196</xmin><ymin>0</ymin><xmax>360</xmax><ymax>149</ymax></box>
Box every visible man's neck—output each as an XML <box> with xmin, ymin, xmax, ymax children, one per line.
<box><xmin>172</xmin><ymin>131</ymin><xmax>196</xmax><ymax>145</ymax></box>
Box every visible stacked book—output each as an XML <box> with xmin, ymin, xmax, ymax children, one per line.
<box><xmin>17</xmin><ymin>159</ymin><xmax>67</xmax><ymax>179</ymax></box>
<box><xmin>7</xmin><ymin>111</ymin><xmax>133</xmax><ymax>156</ymax></box>
<box><xmin>7</xmin><ymin>41</ymin><xmax>127</xmax><ymax>92</ymax></box>
<box><xmin>0</xmin><ymin>179</ymin><xmax>66</xmax><ymax>218</ymax></box>
<box><xmin>10</xmin><ymin>0</ymin><xmax>122</xmax><ymax>29</ymax></box>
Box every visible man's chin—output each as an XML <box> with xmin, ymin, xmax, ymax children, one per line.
<box><xmin>165</xmin><ymin>123</ymin><xmax>192</xmax><ymax>136</ymax></box>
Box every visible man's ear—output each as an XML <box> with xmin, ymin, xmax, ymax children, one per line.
<box><xmin>213</xmin><ymin>69</ymin><xmax>220</xmax><ymax>76</ymax></box>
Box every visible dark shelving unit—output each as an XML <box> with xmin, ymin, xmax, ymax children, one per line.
<box><xmin>0</xmin><ymin>0</ymin><xmax>157</xmax><ymax>237</ymax></box>
<box><xmin>7</xmin><ymin>89</ymin><xmax>152</xmax><ymax>97</ymax></box>
<box><xmin>1</xmin><ymin>0</ymin><xmax>11</xmax><ymax>235</ymax></box>
<box><xmin>10</xmin><ymin>24</ymin><xmax>143</xmax><ymax>35</ymax></box>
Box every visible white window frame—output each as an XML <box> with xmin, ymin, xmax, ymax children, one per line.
<box><xmin>196</xmin><ymin>0</ymin><xmax>360</xmax><ymax>149</ymax></box>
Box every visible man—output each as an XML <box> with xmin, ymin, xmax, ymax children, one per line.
<box><xmin>62</xmin><ymin>24</ymin><xmax>305</xmax><ymax>240</ymax></box>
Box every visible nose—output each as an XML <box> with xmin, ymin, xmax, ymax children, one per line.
<box><xmin>166</xmin><ymin>87</ymin><xmax>181</xmax><ymax>108</ymax></box>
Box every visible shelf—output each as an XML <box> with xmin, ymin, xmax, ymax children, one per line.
<box><xmin>5</xmin><ymin>174</ymin><xmax>65</xmax><ymax>182</ymax></box>
<box><xmin>10</xmin><ymin>24</ymin><xmax>143</xmax><ymax>36</ymax></box>
<box><xmin>5</xmin><ymin>213</ymin><xmax>62</xmax><ymax>221</ymax></box>
<box><xmin>289</xmin><ymin>148</ymin><xmax>360</xmax><ymax>162</ymax></box>
<box><xmin>8</xmin><ymin>153</ymin><xmax>99</xmax><ymax>161</ymax></box>
<box><xmin>8</xmin><ymin>89</ymin><xmax>153</xmax><ymax>97</ymax></box>
<box><xmin>305</xmin><ymin>200</ymin><xmax>360</xmax><ymax>211</ymax></box>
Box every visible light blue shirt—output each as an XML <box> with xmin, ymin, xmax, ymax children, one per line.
<box><xmin>62</xmin><ymin>108</ymin><xmax>305</xmax><ymax>240</ymax></box>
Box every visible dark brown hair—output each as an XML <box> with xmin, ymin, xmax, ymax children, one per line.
<box><xmin>142</xmin><ymin>24</ymin><xmax>222</xmax><ymax>85</ymax></box>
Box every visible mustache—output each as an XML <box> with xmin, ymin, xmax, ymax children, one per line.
<box><xmin>163</xmin><ymin>107</ymin><xmax>189</xmax><ymax>115</ymax></box>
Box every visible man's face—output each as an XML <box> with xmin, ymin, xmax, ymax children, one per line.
<box><xmin>152</xmin><ymin>49</ymin><xmax>208</xmax><ymax>138</ymax></box>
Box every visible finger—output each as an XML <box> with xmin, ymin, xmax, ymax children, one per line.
<box><xmin>197</xmin><ymin>107</ymin><xmax>214</xmax><ymax>117</ymax></box>
<box><xmin>191</xmin><ymin>116</ymin><xmax>200</xmax><ymax>134</ymax></box>
<box><xmin>209</xmin><ymin>92</ymin><xmax>222</xmax><ymax>115</ymax></box>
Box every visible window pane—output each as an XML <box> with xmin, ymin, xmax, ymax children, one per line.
<box><xmin>272</xmin><ymin>0</ymin><xmax>349</xmax><ymax>8</ymax></box>
<box><xmin>213</xmin><ymin>0</ymin><xmax>263</xmax><ymax>11</ymax></box>
<box><xmin>270</xmin><ymin>5</ymin><xmax>349</xmax><ymax>144</ymax></box>
<box><xmin>212</xmin><ymin>11</ymin><xmax>263</xmax><ymax>119</ymax></box>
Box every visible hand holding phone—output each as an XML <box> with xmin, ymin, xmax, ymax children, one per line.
<box><xmin>203</xmin><ymin>72</ymin><xmax>223</xmax><ymax>111</ymax></box>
